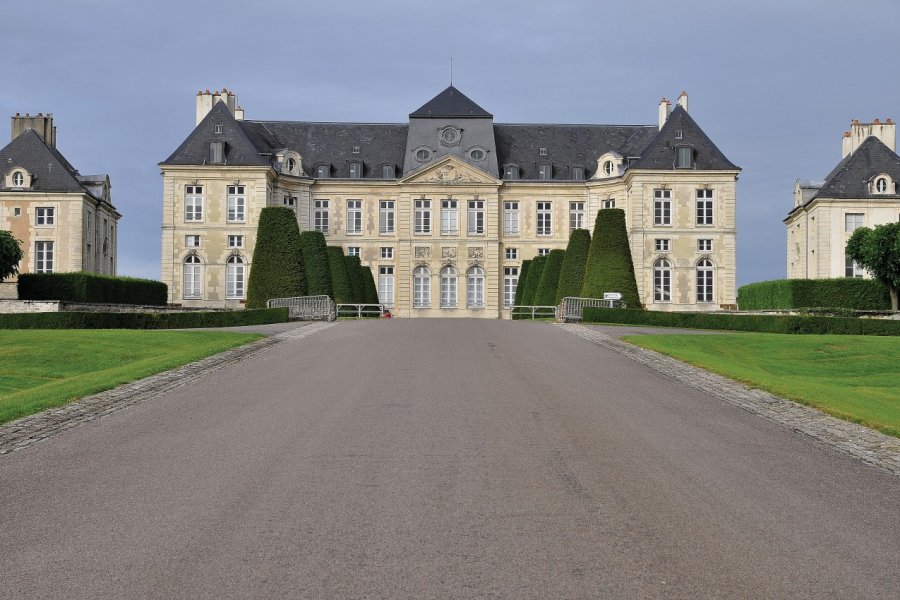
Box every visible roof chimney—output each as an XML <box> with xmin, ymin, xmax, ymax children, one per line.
<box><xmin>658</xmin><ymin>97</ymin><xmax>672</xmax><ymax>130</ymax></box>
<box><xmin>676</xmin><ymin>90</ymin><xmax>688</xmax><ymax>112</ymax></box>
<box><xmin>11</xmin><ymin>113</ymin><xmax>56</xmax><ymax>147</ymax></box>
<box><xmin>843</xmin><ymin>118</ymin><xmax>896</xmax><ymax>158</ymax></box>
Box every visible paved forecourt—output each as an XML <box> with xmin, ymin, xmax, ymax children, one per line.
<box><xmin>0</xmin><ymin>319</ymin><xmax>897</xmax><ymax>598</ymax></box>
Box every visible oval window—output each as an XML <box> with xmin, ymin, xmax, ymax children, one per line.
<box><xmin>604</xmin><ymin>161</ymin><xmax>614</xmax><ymax>176</ymax></box>
<box><xmin>876</xmin><ymin>177</ymin><xmax>888</xmax><ymax>193</ymax></box>
<box><xmin>415</xmin><ymin>148</ymin><xmax>432</xmax><ymax>162</ymax></box>
<box><xmin>441</xmin><ymin>128</ymin><xmax>459</xmax><ymax>144</ymax></box>
<box><xmin>286</xmin><ymin>157</ymin><xmax>296</xmax><ymax>172</ymax></box>
<box><xmin>469</xmin><ymin>149</ymin><xmax>485</xmax><ymax>161</ymax></box>
<box><xmin>12</xmin><ymin>171</ymin><xmax>24</xmax><ymax>186</ymax></box>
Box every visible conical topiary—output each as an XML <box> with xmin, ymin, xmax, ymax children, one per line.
<box><xmin>327</xmin><ymin>246</ymin><xmax>353</xmax><ymax>304</ymax></box>
<box><xmin>512</xmin><ymin>260</ymin><xmax>531</xmax><ymax>319</ymax></box>
<box><xmin>555</xmin><ymin>228</ymin><xmax>591</xmax><ymax>304</ymax></box>
<box><xmin>246</xmin><ymin>207</ymin><xmax>306</xmax><ymax>308</ymax></box>
<box><xmin>581</xmin><ymin>208</ymin><xmax>642</xmax><ymax>308</ymax></box>
<box><xmin>535</xmin><ymin>249</ymin><xmax>565</xmax><ymax>306</ymax></box>
<box><xmin>299</xmin><ymin>231</ymin><xmax>333</xmax><ymax>299</ymax></box>
<box><xmin>344</xmin><ymin>255</ymin><xmax>366</xmax><ymax>303</ymax></box>
<box><xmin>362</xmin><ymin>266</ymin><xmax>379</xmax><ymax>304</ymax></box>
<box><xmin>520</xmin><ymin>254</ymin><xmax>547</xmax><ymax>306</ymax></box>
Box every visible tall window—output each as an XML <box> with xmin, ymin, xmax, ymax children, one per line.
<box><xmin>538</xmin><ymin>163</ymin><xmax>552</xmax><ymax>180</ymax></box>
<box><xmin>348</xmin><ymin>161</ymin><xmax>362</xmax><ymax>179</ymax></box>
<box><xmin>440</xmin><ymin>266</ymin><xmax>457</xmax><ymax>308</ymax></box>
<box><xmin>467</xmin><ymin>266</ymin><xmax>485</xmax><ymax>308</ymax></box>
<box><xmin>413</xmin><ymin>266</ymin><xmax>431</xmax><ymax>307</ymax></box>
<box><xmin>537</xmin><ymin>201</ymin><xmax>552</xmax><ymax>235</ymax></box>
<box><xmin>183</xmin><ymin>255</ymin><xmax>202</xmax><ymax>299</ymax></box>
<box><xmin>503</xmin><ymin>267</ymin><xmax>519</xmax><ymax>308</ymax></box>
<box><xmin>314</xmin><ymin>199</ymin><xmax>329</xmax><ymax>233</ymax></box>
<box><xmin>379</xmin><ymin>200</ymin><xmax>395</xmax><ymax>234</ymax></box>
<box><xmin>227</xmin><ymin>185</ymin><xmax>245</xmax><ymax>222</ymax></box>
<box><xmin>696</xmin><ymin>259</ymin><xmax>714</xmax><ymax>303</ymax></box>
<box><xmin>35</xmin><ymin>207</ymin><xmax>55</xmax><ymax>225</ymax></box>
<box><xmin>185</xmin><ymin>185</ymin><xmax>203</xmax><ymax>222</ymax></box>
<box><xmin>503</xmin><ymin>202</ymin><xmax>519</xmax><ymax>234</ymax></box>
<box><xmin>569</xmin><ymin>202</ymin><xmax>585</xmax><ymax>232</ymax></box>
<box><xmin>676</xmin><ymin>146</ymin><xmax>694</xmax><ymax>168</ymax></box>
<box><xmin>226</xmin><ymin>256</ymin><xmax>245</xmax><ymax>299</ymax></box>
<box><xmin>441</xmin><ymin>200</ymin><xmax>459</xmax><ymax>234</ymax></box>
<box><xmin>346</xmin><ymin>200</ymin><xmax>363</xmax><ymax>234</ymax></box>
<box><xmin>654</xmin><ymin>259</ymin><xmax>672</xmax><ymax>302</ymax></box>
<box><xmin>34</xmin><ymin>241</ymin><xmax>54</xmax><ymax>273</ymax></box>
<box><xmin>378</xmin><ymin>266</ymin><xmax>395</xmax><ymax>307</ymax></box>
<box><xmin>845</xmin><ymin>213</ymin><xmax>864</xmax><ymax>232</ymax></box>
<box><xmin>654</xmin><ymin>189</ymin><xmax>671</xmax><ymax>226</ymax></box>
<box><xmin>415</xmin><ymin>199</ymin><xmax>432</xmax><ymax>234</ymax></box>
<box><xmin>696</xmin><ymin>189</ymin><xmax>713</xmax><ymax>226</ymax></box>
<box><xmin>468</xmin><ymin>200</ymin><xmax>485</xmax><ymax>234</ymax></box>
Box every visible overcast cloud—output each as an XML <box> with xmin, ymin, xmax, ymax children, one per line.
<box><xmin>3</xmin><ymin>0</ymin><xmax>899</xmax><ymax>284</ymax></box>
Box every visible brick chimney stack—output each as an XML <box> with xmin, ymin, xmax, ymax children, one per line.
<box><xmin>843</xmin><ymin>118</ymin><xmax>896</xmax><ymax>158</ymax></box>
<box><xmin>11</xmin><ymin>112</ymin><xmax>56</xmax><ymax>147</ymax></box>
<box><xmin>195</xmin><ymin>88</ymin><xmax>240</xmax><ymax>126</ymax></box>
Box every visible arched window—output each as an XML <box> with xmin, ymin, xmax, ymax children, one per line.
<box><xmin>183</xmin><ymin>255</ymin><xmax>202</xmax><ymax>300</ymax></box>
<box><xmin>875</xmin><ymin>177</ymin><xmax>888</xmax><ymax>194</ymax></box>
<box><xmin>653</xmin><ymin>259</ymin><xmax>672</xmax><ymax>302</ymax></box>
<box><xmin>413</xmin><ymin>266</ymin><xmax>431</xmax><ymax>308</ymax></box>
<box><xmin>226</xmin><ymin>255</ymin><xmax>245</xmax><ymax>299</ymax></box>
<box><xmin>12</xmin><ymin>171</ymin><xmax>24</xmax><ymax>187</ymax></box>
<box><xmin>440</xmin><ymin>266</ymin><xmax>457</xmax><ymax>308</ymax></box>
<box><xmin>467</xmin><ymin>266</ymin><xmax>485</xmax><ymax>308</ymax></box>
<box><xmin>696</xmin><ymin>259</ymin><xmax>714</xmax><ymax>303</ymax></box>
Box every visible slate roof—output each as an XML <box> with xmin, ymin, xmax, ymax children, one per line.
<box><xmin>410</xmin><ymin>85</ymin><xmax>492</xmax><ymax>119</ymax></box>
<box><xmin>629</xmin><ymin>106</ymin><xmax>739</xmax><ymax>171</ymax></box>
<box><xmin>814</xmin><ymin>136</ymin><xmax>900</xmax><ymax>200</ymax></box>
<box><xmin>0</xmin><ymin>128</ymin><xmax>100</xmax><ymax>196</ymax></box>
<box><xmin>162</xmin><ymin>101</ymin><xmax>270</xmax><ymax>167</ymax></box>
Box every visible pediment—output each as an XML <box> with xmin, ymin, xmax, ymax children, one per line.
<box><xmin>400</xmin><ymin>155</ymin><xmax>499</xmax><ymax>185</ymax></box>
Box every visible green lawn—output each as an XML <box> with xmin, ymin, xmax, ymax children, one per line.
<box><xmin>0</xmin><ymin>330</ymin><xmax>263</xmax><ymax>425</ymax></box>
<box><xmin>624</xmin><ymin>333</ymin><xmax>900</xmax><ymax>438</ymax></box>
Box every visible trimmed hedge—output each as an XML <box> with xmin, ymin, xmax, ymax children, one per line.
<box><xmin>327</xmin><ymin>246</ymin><xmax>353</xmax><ymax>304</ymax></box>
<box><xmin>520</xmin><ymin>255</ymin><xmax>547</xmax><ymax>306</ymax></box>
<box><xmin>362</xmin><ymin>266</ymin><xmax>379</xmax><ymax>304</ymax></box>
<box><xmin>18</xmin><ymin>273</ymin><xmax>167</xmax><ymax>306</ymax></box>
<box><xmin>581</xmin><ymin>209</ymin><xmax>642</xmax><ymax>308</ymax></box>
<box><xmin>581</xmin><ymin>307</ymin><xmax>900</xmax><ymax>336</ymax></box>
<box><xmin>299</xmin><ymin>231</ymin><xmax>333</xmax><ymax>299</ymax></box>
<box><xmin>555</xmin><ymin>229</ymin><xmax>591</xmax><ymax>304</ymax></box>
<box><xmin>0</xmin><ymin>307</ymin><xmax>289</xmax><ymax>330</ymax></box>
<box><xmin>535</xmin><ymin>249</ymin><xmax>565</xmax><ymax>306</ymax></box>
<box><xmin>512</xmin><ymin>260</ymin><xmax>531</xmax><ymax>319</ymax></box>
<box><xmin>246</xmin><ymin>207</ymin><xmax>306</xmax><ymax>309</ymax></box>
<box><xmin>738</xmin><ymin>279</ymin><xmax>891</xmax><ymax>311</ymax></box>
<box><xmin>345</xmin><ymin>255</ymin><xmax>366</xmax><ymax>303</ymax></box>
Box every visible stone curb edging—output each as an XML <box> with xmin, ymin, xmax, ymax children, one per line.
<box><xmin>0</xmin><ymin>321</ymin><xmax>337</xmax><ymax>458</ymax></box>
<box><xmin>559</xmin><ymin>323</ymin><xmax>900</xmax><ymax>478</ymax></box>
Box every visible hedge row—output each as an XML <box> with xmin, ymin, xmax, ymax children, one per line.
<box><xmin>581</xmin><ymin>307</ymin><xmax>900</xmax><ymax>336</ymax></box>
<box><xmin>0</xmin><ymin>307</ymin><xmax>289</xmax><ymax>330</ymax></box>
<box><xmin>18</xmin><ymin>273</ymin><xmax>167</xmax><ymax>306</ymax></box>
<box><xmin>737</xmin><ymin>279</ymin><xmax>891</xmax><ymax>310</ymax></box>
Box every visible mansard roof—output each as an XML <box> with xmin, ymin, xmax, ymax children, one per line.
<box><xmin>162</xmin><ymin>101</ymin><xmax>269</xmax><ymax>167</ymax></box>
<box><xmin>410</xmin><ymin>85</ymin><xmax>492</xmax><ymax>119</ymax></box>
<box><xmin>814</xmin><ymin>136</ymin><xmax>900</xmax><ymax>200</ymax></box>
<box><xmin>0</xmin><ymin>128</ymin><xmax>95</xmax><ymax>195</ymax></box>
<box><xmin>629</xmin><ymin>106</ymin><xmax>739</xmax><ymax>171</ymax></box>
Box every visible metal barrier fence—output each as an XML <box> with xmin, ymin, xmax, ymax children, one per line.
<box><xmin>336</xmin><ymin>303</ymin><xmax>386</xmax><ymax>319</ymax></box>
<box><xmin>267</xmin><ymin>295</ymin><xmax>336</xmax><ymax>321</ymax></box>
<box><xmin>509</xmin><ymin>305</ymin><xmax>559</xmax><ymax>320</ymax></box>
<box><xmin>557</xmin><ymin>296</ymin><xmax>626</xmax><ymax>322</ymax></box>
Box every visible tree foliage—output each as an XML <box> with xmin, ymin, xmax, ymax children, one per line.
<box><xmin>535</xmin><ymin>249</ymin><xmax>565</xmax><ymax>306</ymax></box>
<box><xmin>846</xmin><ymin>222</ymin><xmax>900</xmax><ymax>310</ymax></box>
<box><xmin>246</xmin><ymin>207</ymin><xmax>306</xmax><ymax>309</ymax></box>
<box><xmin>362</xmin><ymin>266</ymin><xmax>379</xmax><ymax>304</ymax></box>
<box><xmin>581</xmin><ymin>209</ymin><xmax>642</xmax><ymax>308</ymax></box>
<box><xmin>299</xmin><ymin>231</ymin><xmax>333</xmax><ymax>298</ymax></box>
<box><xmin>0</xmin><ymin>230</ymin><xmax>23</xmax><ymax>282</ymax></box>
<box><xmin>512</xmin><ymin>260</ymin><xmax>531</xmax><ymax>319</ymax></box>
<box><xmin>555</xmin><ymin>228</ymin><xmax>591</xmax><ymax>304</ymax></box>
<box><xmin>326</xmin><ymin>246</ymin><xmax>353</xmax><ymax>304</ymax></box>
<box><xmin>344</xmin><ymin>255</ymin><xmax>366</xmax><ymax>303</ymax></box>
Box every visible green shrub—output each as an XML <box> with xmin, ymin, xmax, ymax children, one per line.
<box><xmin>327</xmin><ymin>246</ymin><xmax>353</xmax><ymax>304</ymax></box>
<box><xmin>581</xmin><ymin>209</ymin><xmax>642</xmax><ymax>308</ymax></box>
<box><xmin>556</xmin><ymin>229</ymin><xmax>591</xmax><ymax>304</ymax></box>
<box><xmin>362</xmin><ymin>266</ymin><xmax>379</xmax><ymax>304</ymax></box>
<box><xmin>520</xmin><ymin>255</ymin><xmax>547</xmax><ymax>306</ymax></box>
<box><xmin>17</xmin><ymin>273</ymin><xmax>167</xmax><ymax>305</ymax></box>
<box><xmin>0</xmin><ymin>308</ymin><xmax>289</xmax><ymax>330</ymax></box>
<box><xmin>512</xmin><ymin>260</ymin><xmax>531</xmax><ymax>319</ymax></box>
<box><xmin>299</xmin><ymin>231</ymin><xmax>333</xmax><ymax>298</ymax></box>
<box><xmin>738</xmin><ymin>279</ymin><xmax>891</xmax><ymax>310</ymax></box>
<box><xmin>345</xmin><ymin>255</ymin><xmax>365</xmax><ymax>303</ymax></box>
<box><xmin>246</xmin><ymin>207</ymin><xmax>306</xmax><ymax>309</ymax></box>
<box><xmin>535</xmin><ymin>249</ymin><xmax>565</xmax><ymax>306</ymax></box>
<box><xmin>581</xmin><ymin>307</ymin><xmax>900</xmax><ymax>336</ymax></box>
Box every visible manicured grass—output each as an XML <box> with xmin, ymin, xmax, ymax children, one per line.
<box><xmin>623</xmin><ymin>333</ymin><xmax>900</xmax><ymax>437</ymax></box>
<box><xmin>0</xmin><ymin>330</ymin><xmax>263</xmax><ymax>425</ymax></box>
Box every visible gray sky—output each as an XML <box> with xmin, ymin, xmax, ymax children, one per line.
<box><xmin>4</xmin><ymin>0</ymin><xmax>899</xmax><ymax>285</ymax></box>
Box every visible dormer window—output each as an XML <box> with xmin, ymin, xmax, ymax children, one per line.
<box><xmin>12</xmin><ymin>171</ymin><xmax>24</xmax><ymax>187</ymax></box>
<box><xmin>571</xmin><ymin>166</ymin><xmax>585</xmax><ymax>181</ymax></box>
<box><xmin>675</xmin><ymin>129</ymin><xmax>683</xmax><ymax>140</ymax></box>
<box><xmin>873</xmin><ymin>175</ymin><xmax>893</xmax><ymax>194</ymax></box>
<box><xmin>603</xmin><ymin>160</ymin><xmax>615</xmax><ymax>176</ymax></box>
<box><xmin>286</xmin><ymin>157</ymin><xmax>296</xmax><ymax>172</ymax></box>
<box><xmin>208</xmin><ymin>141</ymin><xmax>224</xmax><ymax>164</ymax></box>
<box><xmin>316</xmin><ymin>164</ymin><xmax>331</xmax><ymax>179</ymax></box>
<box><xmin>348</xmin><ymin>161</ymin><xmax>363</xmax><ymax>179</ymax></box>
<box><xmin>504</xmin><ymin>164</ymin><xmax>519</xmax><ymax>180</ymax></box>
<box><xmin>214</xmin><ymin>124</ymin><xmax>224</xmax><ymax>134</ymax></box>
<box><xmin>538</xmin><ymin>163</ymin><xmax>553</xmax><ymax>180</ymax></box>
<box><xmin>467</xmin><ymin>148</ymin><xmax>486</xmax><ymax>161</ymax></box>
<box><xmin>675</xmin><ymin>146</ymin><xmax>695</xmax><ymax>169</ymax></box>
<box><xmin>382</xmin><ymin>164</ymin><xmax>396</xmax><ymax>179</ymax></box>
<box><xmin>414</xmin><ymin>147</ymin><xmax>433</xmax><ymax>162</ymax></box>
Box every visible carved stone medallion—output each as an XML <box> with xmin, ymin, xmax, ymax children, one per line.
<box><xmin>414</xmin><ymin>246</ymin><xmax>431</xmax><ymax>259</ymax></box>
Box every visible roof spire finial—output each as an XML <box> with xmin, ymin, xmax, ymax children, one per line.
<box><xmin>450</xmin><ymin>57</ymin><xmax>453</xmax><ymax>86</ymax></box>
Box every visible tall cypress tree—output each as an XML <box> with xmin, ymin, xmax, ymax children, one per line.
<box><xmin>535</xmin><ymin>249</ymin><xmax>565</xmax><ymax>306</ymax></box>
<box><xmin>299</xmin><ymin>231</ymin><xmax>333</xmax><ymax>298</ymax></box>
<box><xmin>246</xmin><ymin>207</ymin><xmax>306</xmax><ymax>309</ymax></box>
<box><xmin>327</xmin><ymin>246</ymin><xmax>353</xmax><ymax>304</ymax></box>
<box><xmin>555</xmin><ymin>228</ymin><xmax>591</xmax><ymax>304</ymax></box>
<box><xmin>581</xmin><ymin>208</ymin><xmax>642</xmax><ymax>308</ymax></box>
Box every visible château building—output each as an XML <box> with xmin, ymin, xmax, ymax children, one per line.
<box><xmin>160</xmin><ymin>86</ymin><xmax>739</xmax><ymax>316</ymax></box>
<box><xmin>786</xmin><ymin>119</ymin><xmax>900</xmax><ymax>279</ymax></box>
<box><xmin>0</xmin><ymin>114</ymin><xmax>120</xmax><ymax>297</ymax></box>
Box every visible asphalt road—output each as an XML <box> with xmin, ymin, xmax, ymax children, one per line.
<box><xmin>1</xmin><ymin>319</ymin><xmax>897</xmax><ymax>599</ymax></box>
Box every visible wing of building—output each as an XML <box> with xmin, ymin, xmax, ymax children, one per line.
<box><xmin>0</xmin><ymin>114</ymin><xmax>120</xmax><ymax>297</ymax></box>
<box><xmin>785</xmin><ymin>119</ymin><xmax>900</xmax><ymax>279</ymax></box>
<box><xmin>160</xmin><ymin>87</ymin><xmax>739</xmax><ymax>315</ymax></box>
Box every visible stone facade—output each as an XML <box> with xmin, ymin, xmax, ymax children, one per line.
<box><xmin>161</xmin><ymin>87</ymin><xmax>739</xmax><ymax>316</ymax></box>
